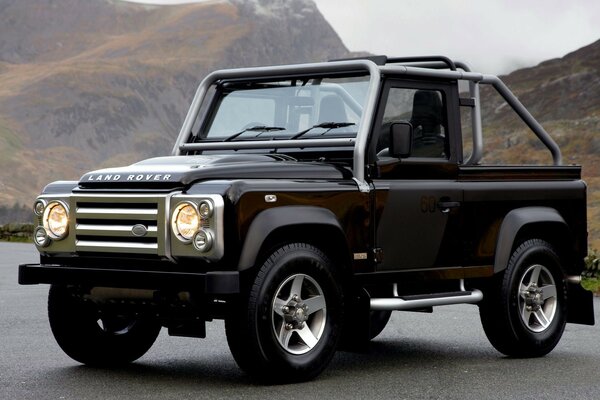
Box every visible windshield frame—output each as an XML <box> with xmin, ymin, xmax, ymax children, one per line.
<box><xmin>198</xmin><ymin>78</ymin><xmax>367</xmax><ymax>142</ymax></box>
<box><xmin>173</xmin><ymin>60</ymin><xmax>382</xmax><ymax>184</ymax></box>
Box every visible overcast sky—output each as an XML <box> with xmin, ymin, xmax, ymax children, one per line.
<box><xmin>124</xmin><ymin>0</ymin><xmax>600</xmax><ymax>74</ymax></box>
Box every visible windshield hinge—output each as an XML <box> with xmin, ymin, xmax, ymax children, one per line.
<box><xmin>352</xmin><ymin>178</ymin><xmax>371</xmax><ymax>193</ymax></box>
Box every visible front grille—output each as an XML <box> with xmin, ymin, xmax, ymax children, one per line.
<box><xmin>73</xmin><ymin>196</ymin><xmax>165</xmax><ymax>255</ymax></box>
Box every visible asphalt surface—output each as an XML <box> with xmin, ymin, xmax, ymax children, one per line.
<box><xmin>1</xmin><ymin>242</ymin><xmax>599</xmax><ymax>400</ymax></box>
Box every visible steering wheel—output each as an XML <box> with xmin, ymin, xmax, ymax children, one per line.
<box><xmin>377</xmin><ymin>148</ymin><xmax>391</xmax><ymax>158</ymax></box>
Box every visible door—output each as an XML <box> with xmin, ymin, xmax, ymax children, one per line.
<box><xmin>372</xmin><ymin>81</ymin><xmax>463</xmax><ymax>271</ymax></box>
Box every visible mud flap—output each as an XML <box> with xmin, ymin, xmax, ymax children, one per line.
<box><xmin>566</xmin><ymin>282</ymin><xmax>595</xmax><ymax>325</ymax></box>
<box><xmin>339</xmin><ymin>288</ymin><xmax>371</xmax><ymax>352</ymax></box>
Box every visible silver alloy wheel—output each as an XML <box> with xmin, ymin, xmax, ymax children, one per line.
<box><xmin>518</xmin><ymin>264</ymin><xmax>558</xmax><ymax>333</ymax></box>
<box><xmin>271</xmin><ymin>273</ymin><xmax>327</xmax><ymax>355</ymax></box>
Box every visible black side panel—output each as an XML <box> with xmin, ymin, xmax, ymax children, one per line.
<box><xmin>459</xmin><ymin>165</ymin><xmax>581</xmax><ymax>181</ymax></box>
<box><xmin>375</xmin><ymin>180</ymin><xmax>462</xmax><ymax>270</ymax></box>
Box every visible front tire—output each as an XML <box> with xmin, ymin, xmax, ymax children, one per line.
<box><xmin>225</xmin><ymin>243</ymin><xmax>343</xmax><ymax>382</ymax></box>
<box><xmin>48</xmin><ymin>285</ymin><xmax>161</xmax><ymax>366</ymax></box>
<box><xmin>480</xmin><ymin>239</ymin><xmax>567</xmax><ymax>357</ymax></box>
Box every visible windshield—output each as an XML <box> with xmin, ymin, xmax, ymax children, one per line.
<box><xmin>196</xmin><ymin>75</ymin><xmax>370</xmax><ymax>141</ymax></box>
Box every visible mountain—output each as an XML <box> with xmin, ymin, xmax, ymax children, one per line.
<box><xmin>480</xmin><ymin>39</ymin><xmax>600</xmax><ymax>158</ymax></box>
<box><xmin>0</xmin><ymin>0</ymin><xmax>598</xmax><ymax>249</ymax></box>
<box><xmin>479</xmin><ymin>39</ymin><xmax>600</xmax><ymax>249</ymax></box>
<box><xmin>484</xmin><ymin>40</ymin><xmax>600</xmax><ymax>123</ymax></box>
<box><xmin>0</xmin><ymin>0</ymin><xmax>350</xmax><ymax>206</ymax></box>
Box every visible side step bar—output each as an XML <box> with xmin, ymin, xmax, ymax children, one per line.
<box><xmin>370</xmin><ymin>287</ymin><xmax>483</xmax><ymax>311</ymax></box>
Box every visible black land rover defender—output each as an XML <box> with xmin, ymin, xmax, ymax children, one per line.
<box><xmin>19</xmin><ymin>56</ymin><xmax>594</xmax><ymax>382</ymax></box>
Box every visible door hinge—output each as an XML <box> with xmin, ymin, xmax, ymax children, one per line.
<box><xmin>373</xmin><ymin>247</ymin><xmax>384</xmax><ymax>264</ymax></box>
<box><xmin>366</xmin><ymin>164</ymin><xmax>379</xmax><ymax>179</ymax></box>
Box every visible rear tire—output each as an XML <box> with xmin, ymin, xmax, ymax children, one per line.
<box><xmin>48</xmin><ymin>285</ymin><xmax>161</xmax><ymax>366</ymax></box>
<box><xmin>480</xmin><ymin>239</ymin><xmax>567</xmax><ymax>357</ymax></box>
<box><xmin>225</xmin><ymin>243</ymin><xmax>343</xmax><ymax>382</ymax></box>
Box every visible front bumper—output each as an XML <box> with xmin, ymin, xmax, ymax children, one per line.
<box><xmin>18</xmin><ymin>263</ymin><xmax>239</xmax><ymax>294</ymax></box>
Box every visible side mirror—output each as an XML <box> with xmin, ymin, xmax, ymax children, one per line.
<box><xmin>390</xmin><ymin>122</ymin><xmax>413</xmax><ymax>158</ymax></box>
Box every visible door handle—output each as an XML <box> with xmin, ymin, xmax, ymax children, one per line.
<box><xmin>437</xmin><ymin>201</ymin><xmax>460</xmax><ymax>214</ymax></box>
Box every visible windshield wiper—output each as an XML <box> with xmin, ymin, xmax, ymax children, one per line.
<box><xmin>290</xmin><ymin>122</ymin><xmax>355</xmax><ymax>140</ymax></box>
<box><xmin>223</xmin><ymin>125</ymin><xmax>285</xmax><ymax>142</ymax></box>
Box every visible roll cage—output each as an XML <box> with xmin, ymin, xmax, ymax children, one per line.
<box><xmin>173</xmin><ymin>56</ymin><xmax>562</xmax><ymax>190</ymax></box>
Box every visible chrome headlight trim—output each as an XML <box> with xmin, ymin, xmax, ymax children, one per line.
<box><xmin>33</xmin><ymin>199</ymin><xmax>47</xmax><ymax>217</ymax></box>
<box><xmin>169</xmin><ymin>194</ymin><xmax>224</xmax><ymax>261</ymax></box>
<box><xmin>198</xmin><ymin>200</ymin><xmax>214</xmax><ymax>219</ymax></box>
<box><xmin>193</xmin><ymin>229</ymin><xmax>213</xmax><ymax>252</ymax></box>
<box><xmin>33</xmin><ymin>227</ymin><xmax>51</xmax><ymax>247</ymax></box>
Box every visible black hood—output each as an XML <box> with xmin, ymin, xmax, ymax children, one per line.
<box><xmin>79</xmin><ymin>154</ymin><xmax>351</xmax><ymax>189</ymax></box>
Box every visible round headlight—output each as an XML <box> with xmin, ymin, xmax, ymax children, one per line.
<box><xmin>193</xmin><ymin>229</ymin><xmax>213</xmax><ymax>252</ymax></box>
<box><xmin>43</xmin><ymin>201</ymin><xmax>69</xmax><ymax>240</ymax></box>
<box><xmin>33</xmin><ymin>227</ymin><xmax>50</xmax><ymax>247</ymax></box>
<box><xmin>172</xmin><ymin>202</ymin><xmax>200</xmax><ymax>242</ymax></box>
<box><xmin>33</xmin><ymin>200</ymin><xmax>46</xmax><ymax>217</ymax></box>
<box><xmin>198</xmin><ymin>200</ymin><xmax>213</xmax><ymax>219</ymax></box>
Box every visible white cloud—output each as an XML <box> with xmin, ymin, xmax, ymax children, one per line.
<box><xmin>122</xmin><ymin>0</ymin><xmax>213</xmax><ymax>4</ymax></box>
<box><xmin>313</xmin><ymin>0</ymin><xmax>600</xmax><ymax>74</ymax></box>
<box><xmin>120</xmin><ymin>0</ymin><xmax>600</xmax><ymax>74</ymax></box>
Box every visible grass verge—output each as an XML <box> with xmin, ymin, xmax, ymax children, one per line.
<box><xmin>0</xmin><ymin>236</ymin><xmax>32</xmax><ymax>243</ymax></box>
<box><xmin>582</xmin><ymin>276</ymin><xmax>600</xmax><ymax>295</ymax></box>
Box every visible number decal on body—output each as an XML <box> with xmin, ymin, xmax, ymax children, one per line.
<box><xmin>420</xmin><ymin>196</ymin><xmax>436</xmax><ymax>213</ymax></box>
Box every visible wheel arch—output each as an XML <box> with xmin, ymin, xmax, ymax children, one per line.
<box><xmin>238</xmin><ymin>206</ymin><xmax>351</xmax><ymax>272</ymax></box>
<box><xmin>493</xmin><ymin>207</ymin><xmax>575</xmax><ymax>274</ymax></box>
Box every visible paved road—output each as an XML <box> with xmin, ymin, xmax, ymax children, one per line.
<box><xmin>1</xmin><ymin>242</ymin><xmax>599</xmax><ymax>400</ymax></box>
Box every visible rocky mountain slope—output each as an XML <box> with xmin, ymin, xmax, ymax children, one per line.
<box><xmin>478</xmin><ymin>39</ymin><xmax>600</xmax><ymax>248</ymax></box>
<box><xmin>480</xmin><ymin>39</ymin><xmax>600</xmax><ymax>162</ymax></box>
<box><xmin>0</xmin><ymin>0</ymin><xmax>350</xmax><ymax>206</ymax></box>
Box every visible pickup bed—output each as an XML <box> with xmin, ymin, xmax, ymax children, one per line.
<box><xmin>19</xmin><ymin>56</ymin><xmax>594</xmax><ymax>382</ymax></box>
